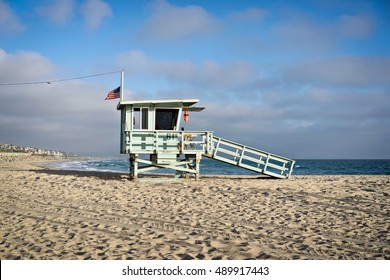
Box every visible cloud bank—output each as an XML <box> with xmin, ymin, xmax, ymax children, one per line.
<box><xmin>1</xmin><ymin>0</ymin><xmax>389</xmax><ymax>159</ymax></box>
<box><xmin>0</xmin><ymin>49</ymin><xmax>119</xmax><ymax>155</ymax></box>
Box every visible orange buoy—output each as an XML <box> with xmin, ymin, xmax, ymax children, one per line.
<box><xmin>184</xmin><ymin>110</ymin><xmax>189</xmax><ymax>122</ymax></box>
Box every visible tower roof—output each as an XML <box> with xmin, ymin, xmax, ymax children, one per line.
<box><xmin>117</xmin><ymin>98</ymin><xmax>204</xmax><ymax>111</ymax></box>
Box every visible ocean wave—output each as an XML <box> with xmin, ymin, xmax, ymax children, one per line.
<box><xmin>50</xmin><ymin>159</ymin><xmax>129</xmax><ymax>173</ymax></box>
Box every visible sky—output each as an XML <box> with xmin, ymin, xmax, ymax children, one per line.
<box><xmin>0</xmin><ymin>0</ymin><xmax>389</xmax><ymax>159</ymax></box>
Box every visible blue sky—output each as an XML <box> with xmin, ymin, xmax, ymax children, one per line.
<box><xmin>0</xmin><ymin>0</ymin><xmax>389</xmax><ymax>158</ymax></box>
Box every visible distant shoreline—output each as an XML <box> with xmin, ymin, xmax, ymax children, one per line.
<box><xmin>2</xmin><ymin>148</ymin><xmax>389</xmax><ymax>177</ymax></box>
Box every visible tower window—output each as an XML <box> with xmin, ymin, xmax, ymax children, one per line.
<box><xmin>155</xmin><ymin>109</ymin><xmax>179</xmax><ymax>130</ymax></box>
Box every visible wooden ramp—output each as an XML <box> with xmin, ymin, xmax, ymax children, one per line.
<box><xmin>205</xmin><ymin>136</ymin><xmax>295</xmax><ymax>179</ymax></box>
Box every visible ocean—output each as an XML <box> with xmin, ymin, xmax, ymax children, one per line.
<box><xmin>50</xmin><ymin>158</ymin><xmax>390</xmax><ymax>176</ymax></box>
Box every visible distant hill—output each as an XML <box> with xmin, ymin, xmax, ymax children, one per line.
<box><xmin>0</xmin><ymin>143</ymin><xmax>76</xmax><ymax>158</ymax></box>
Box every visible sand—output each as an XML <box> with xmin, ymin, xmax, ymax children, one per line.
<box><xmin>0</xmin><ymin>155</ymin><xmax>389</xmax><ymax>260</ymax></box>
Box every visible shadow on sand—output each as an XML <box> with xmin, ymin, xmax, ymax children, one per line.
<box><xmin>29</xmin><ymin>164</ymin><xmax>277</xmax><ymax>181</ymax></box>
<box><xmin>30</xmin><ymin>168</ymin><xmax>129</xmax><ymax>181</ymax></box>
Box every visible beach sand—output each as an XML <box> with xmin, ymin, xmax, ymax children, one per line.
<box><xmin>0</xmin><ymin>155</ymin><xmax>389</xmax><ymax>260</ymax></box>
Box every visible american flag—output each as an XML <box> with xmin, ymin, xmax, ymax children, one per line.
<box><xmin>105</xmin><ymin>86</ymin><xmax>120</xmax><ymax>100</ymax></box>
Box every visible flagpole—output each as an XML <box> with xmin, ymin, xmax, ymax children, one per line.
<box><xmin>120</xmin><ymin>70</ymin><xmax>124</xmax><ymax>102</ymax></box>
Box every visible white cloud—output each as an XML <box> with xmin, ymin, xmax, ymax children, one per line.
<box><xmin>228</xmin><ymin>8</ymin><xmax>269</xmax><ymax>23</ymax></box>
<box><xmin>81</xmin><ymin>0</ymin><xmax>112</xmax><ymax>29</ymax></box>
<box><xmin>0</xmin><ymin>0</ymin><xmax>25</xmax><ymax>34</ymax></box>
<box><xmin>281</xmin><ymin>56</ymin><xmax>390</xmax><ymax>87</ymax></box>
<box><xmin>36</xmin><ymin>0</ymin><xmax>114</xmax><ymax>28</ymax></box>
<box><xmin>271</xmin><ymin>18</ymin><xmax>335</xmax><ymax>51</ymax></box>
<box><xmin>118</xmin><ymin>50</ymin><xmax>258</xmax><ymax>90</ymax></box>
<box><xmin>117</xmin><ymin>50</ymin><xmax>150</xmax><ymax>73</ymax></box>
<box><xmin>0</xmin><ymin>49</ymin><xmax>55</xmax><ymax>82</ymax></box>
<box><xmin>141</xmin><ymin>0</ymin><xmax>219</xmax><ymax>40</ymax></box>
<box><xmin>153</xmin><ymin>59</ymin><xmax>198</xmax><ymax>82</ymax></box>
<box><xmin>269</xmin><ymin>10</ymin><xmax>376</xmax><ymax>53</ymax></box>
<box><xmin>201</xmin><ymin>60</ymin><xmax>258</xmax><ymax>89</ymax></box>
<box><xmin>338</xmin><ymin>13</ymin><xmax>375</xmax><ymax>38</ymax></box>
<box><xmin>36</xmin><ymin>0</ymin><xmax>74</xmax><ymax>25</ymax></box>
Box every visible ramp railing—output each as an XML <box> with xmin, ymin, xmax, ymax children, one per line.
<box><xmin>123</xmin><ymin>131</ymin><xmax>294</xmax><ymax>179</ymax></box>
<box><xmin>205</xmin><ymin>136</ymin><xmax>295</xmax><ymax>178</ymax></box>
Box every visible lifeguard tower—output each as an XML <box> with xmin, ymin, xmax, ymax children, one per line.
<box><xmin>117</xmin><ymin>98</ymin><xmax>295</xmax><ymax>180</ymax></box>
<box><xmin>117</xmin><ymin>98</ymin><xmax>210</xmax><ymax>180</ymax></box>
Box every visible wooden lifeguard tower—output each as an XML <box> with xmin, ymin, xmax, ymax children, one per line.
<box><xmin>117</xmin><ymin>98</ymin><xmax>295</xmax><ymax>180</ymax></box>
